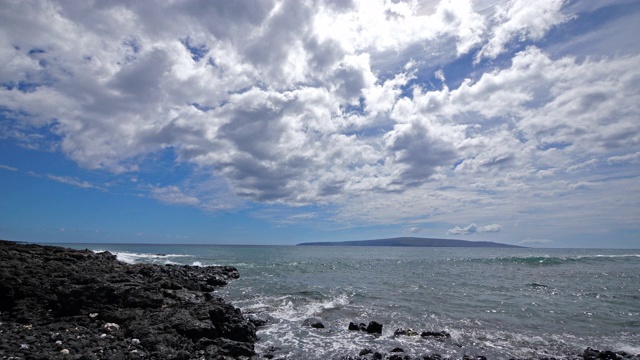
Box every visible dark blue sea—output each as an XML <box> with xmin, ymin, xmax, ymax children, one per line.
<box><xmin>59</xmin><ymin>244</ymin><xmax>640</xmax><ymax>359</ymax></box>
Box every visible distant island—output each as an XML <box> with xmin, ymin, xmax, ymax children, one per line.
<box><xmin>297</xmin><ymin>237</ymin><xmax>524</xmax><ymax>248</ymax></box>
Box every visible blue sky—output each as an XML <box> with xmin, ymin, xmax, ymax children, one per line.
<box><xmin>1</xmin><ymin>0</ymin><xmax>639</xmax><ymax>248</ymax></box>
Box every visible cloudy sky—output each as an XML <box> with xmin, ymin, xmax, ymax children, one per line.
<box><xmin>1</xmin><ymin>0</ymin><xmax>639</xmax><ymax>247</ymax></box>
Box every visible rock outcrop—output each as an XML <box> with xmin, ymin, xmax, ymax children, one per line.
<box><xmin>0</xmin><ymin>240</ymin><xmax>256</xmax><ymax>359</ymax></box>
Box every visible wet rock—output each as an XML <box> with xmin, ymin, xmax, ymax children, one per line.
<box><xmin>421</xmin><ymin>330</ymin><xmax>451</xmax><ymax>339</ymax></box>
<box><xmin>423</xmin><ymin>354</ymin><xmax>443</xmax><ymax>360</ymax></box>
<box><xmin>388</xmin><ymin>355</ymin><xmax>406</xmax><ymax>360</ymax></box>
<box><xmin>359</xmin><ymin>348</ymin><xmax>373</xmax><ymax>356</ymax></box>
<box><xmin>582</xmin><ymin>347</ymin><xmax>629</xmax><ymax>360</ymax></box>
<box><xmin>349</xmin><ymin>322</ymin><xmax>360</xmax><ymax>331</ymax></box>
<box><xmin>303</xmin><ymin>317</ymin><xmax>325</xmax><ymax>329</ymax></box>
<box><xmin>366</xmin><ymin>321</ymin><xmax>383</xmax><ymax>334</ymax></box>
<box><xmin>0</xmin><ymin>240</ymin><xmax>256</xmax><ymax>359</ymax></box>
<box><xmin>246</xmin><ymin>313</ymin><xmax>272</xmax><ymax>327</ymax></box>
<box><xmin>394</xmin><ymin>328</ymin><xmax>419</xmax><ymax>336</ymax></box>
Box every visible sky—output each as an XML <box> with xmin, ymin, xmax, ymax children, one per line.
<box><xmin>1</xmin><ymin>0</ymin><xmax>639</xmax><ymax>248</ymax></box>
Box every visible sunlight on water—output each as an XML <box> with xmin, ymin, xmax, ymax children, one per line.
<box><xmin>68</xmin><ymin>244</ymin><xmax>640</xmax><ymax>359</ymax></box>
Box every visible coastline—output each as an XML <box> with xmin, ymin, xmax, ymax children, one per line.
<box><xmin>1</xmin><ymin>240</ymin><xmax>637</xmax><ymax>360</ymax></box>
<box><xmin>0</xmin><ymin>240</ymin><xmax>256</xmax><ymax>359</ymax></box>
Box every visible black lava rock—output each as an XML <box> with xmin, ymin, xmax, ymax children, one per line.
<box><xmin>421</xmin><ymin>330</ymin><xmax>451</xmax><ymax>339</ymax></box>
<box><xmin>303</xmin><ymin>317</ymin><xmax>325</xmax><ymax>329</ymax></box>
<box><xmin>394</xmin><ymin>328</ymin><xmax>419</xmax><ymax>336</ymax></box>
<box><xmin>0</xmin><ymin>240</ymin><xmax>256</xmax><ymax>359</ymax></box>
<box><xmin>366</xmin><ymin>321</ymin><xmax>383</xmax><ymax>334</ymax></box>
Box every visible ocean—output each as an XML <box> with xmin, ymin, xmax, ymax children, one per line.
<box><xmin>59</xmin><ymin>244</ymin><xmax>640</xmax><ymax>359</ymax></box>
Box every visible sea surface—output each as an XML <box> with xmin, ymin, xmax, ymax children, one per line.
<box><xmin>58</xmin><ymin>244</ymin><xmax>640</xmax><ymax>359</ymax></box>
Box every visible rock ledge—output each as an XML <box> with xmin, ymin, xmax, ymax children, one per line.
<box><xmin>0</xmin><ymin>240</ymin><xmax>256</xmax><ymax>359</ymax></box>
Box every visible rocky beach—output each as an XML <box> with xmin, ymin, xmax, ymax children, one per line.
<box><xmin>0</xmin><ymin>240</ymin><xmax>256</xmax><ymax>359</ymax></box>
<box><xmin>1</xmin><ymin>240</ymin><xmax>638</xmax><ymax>360</ymax></box>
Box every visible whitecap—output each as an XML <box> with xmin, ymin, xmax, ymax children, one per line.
<box><xmin>93</xmin><ymin>250</ymin><xmax>192</xmax><ymax>264</ymax></box>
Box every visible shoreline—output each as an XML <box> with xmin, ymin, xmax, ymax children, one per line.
<box><xmin>0</xmin><ymin>240</ymin><xmax>256</xmax><ymax>359</ymax></box>
<box><xmin>1</xmin><ymin>240</ymin><xmax>637</xmax><ymax>360</ymax></box>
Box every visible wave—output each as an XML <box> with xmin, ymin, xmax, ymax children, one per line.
<box><xmin>93</xmin><ymin>250</ymin><xmax>193</xmax><ymax>265</ymax></box>
<box><xmin>472</xmin><ymin>254</ymin><xmax>640</xmax><ymax>266</ymax></box>
<box><xmin>233</xmin><ymin>290</ymin><xmax>352</xmax><ymax>323</ymax></box>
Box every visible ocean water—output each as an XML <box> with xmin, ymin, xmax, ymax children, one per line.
<box><xmin>60</xmin><ymin>244</ymin><xmax>640</xmax><ymax>359</ymax></box>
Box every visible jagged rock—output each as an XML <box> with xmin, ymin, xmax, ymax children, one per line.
<box><xmin>359</xmin><ymin>348</ymin><xmax>373</xmax><ymax>356</ymax></box>
<box><xmin>246</xmin><ymin>313</ymin><xmax>272</xmax><ymax>327</ymax></box>
<box><xmin>0</xmin><ymin>240</ymin><xmax>256</xmax><ymax>359</ymax></box>
<box><xmin>582</xmin><ymin>347</ymin><xmax>629</xmax><ymax>360</ymax></box>
<box><xmin>394</xmin><ymin>328</ymin><xmax>419</xmax><ymax>336</ymax></box>
<box><xmin>421</xmin><ymin>330</ymin><xmax>451</xmax><ymax>339</ymax></box>
<box><xmin>388</xmin><ymin>354</ymin><xmax>407</xmax><ymax>360</ymax></box>
<box><xmin>303</xmin><ymin>317</ymin><xmax>325</xmax><ymax>329</ymax></box>
<box><xmin>423</xmin><ymin>354</ymin><xmax>443</xmax><ymax>360</ymax></box>
<box><xmin>366</xmin><ymin>321</ymin><xmax>383</xmax><ymax>334</ymax></box>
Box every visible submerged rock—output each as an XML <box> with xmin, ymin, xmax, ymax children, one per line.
<box><xmin>421</xmin><ymin>330</ymin><xmax>451</xmax><ymax>339</ymax></box>
<box><xmin>246</xmin><ymin>313</ymin><xmax>273</xmax><ymax>327</ymax></box>
<box><xmin>394</xmin><ymin>328</ymin><xmax>419</xmax><ymax>336</ymax></box>
<box><xmin>303</xmin><ymin>317</ymin><xmax>325</xmax><ymax>329</ymax></box>
<box><xmin>0</xmin><ymin>240</ymin><xmax>256</xmax><ymax>359</ymax></box>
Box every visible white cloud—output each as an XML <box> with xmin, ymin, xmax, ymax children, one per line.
<box><xmin>404</xmin><ymin>226</ymin><xmax>423</xmax><ymax>234</ymax></box>
<box><xmin>607</xmin><ymin>152</ymin><xmax>640</xmax><ymax>165</ymax></box>
<box><xmin>0</xmin><ymin>164</ymin><xmax>18</xmax><ymax>171</ymax></box>
<box><xmin>448</xmin><ymin>223</ymin><xmax>503</xmax><ymax>235</ymax></box>
<box><xmin>150</xmin><ymin>186</ymin><xmax>199</xmax><ymax>206</ymax></box>
<box><xmin>41</xmin><ymin>174</ymin><xmax>107</xmax><ymax>191</ymax></box>
<box><xmin>476</xmin><ymin>0</ymin><xmax>571</xmax><ymax>61</ymax></box>
<box><xmin>0</xmin><ymin>0</ymin><xmax>638</xmax><ymax>244</ymax></box>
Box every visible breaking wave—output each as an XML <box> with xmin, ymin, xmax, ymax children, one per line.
<box><xmin>93</xmin><ymin>250</ymin><xmax>193</xmax><ymax>265</ymax></box>
<box><xmin>470</xmin><ymin>254</ymin><xmax>640</xmax><ymax>266</ymax></box>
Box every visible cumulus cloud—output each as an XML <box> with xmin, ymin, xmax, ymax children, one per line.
<box><xmin>476</xmin><ymin>0</ymin><xmax>571</xmax><ymax>61</ymax></box>
<box><xmin>404</xmin><ymin>226</ymin><xmax>423</xmax><ymax>234</ymax></box>
<box><xmin>448</xmin><ymin>223</ymin><xmax>503</xmax><ymax>235</ymax></box>
<box><xmin>1</xmin><ymin>0</ymin><xmax>638</xmax><ymax>243</ymax></box>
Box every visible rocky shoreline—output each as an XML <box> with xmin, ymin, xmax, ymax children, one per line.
<box><xmin>0</xmin><ymin>240</ymin><xmax>256</xmax><ymax>359</ymax></box>
<box><xmin>1</xmin><ymin>240</ymin><xmax>637</xmax><ymax>360</ymax></box>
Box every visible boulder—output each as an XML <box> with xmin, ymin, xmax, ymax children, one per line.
<box><xmin>421</xmin><ymin>330</ymin><xmax>451</xmax><ymax>339</ymax></box>
<box><xmin>0</xmin><ymin>240</ymin><xmax>256</xmax><ymax>359</ymax></box>
<box><xmin>394</xmin><ymin>328</ymin><xmax>419</xmax><ymax>336</ymax></box>
<box><xmin>303</xmin><ymin>317</ymin><xmax>325</xmax><ymax>329</ymax></box>
<box><xmin>366</xmin><ymin>321</ymin><xmax>383</xmax><ymax>334</ymax></box>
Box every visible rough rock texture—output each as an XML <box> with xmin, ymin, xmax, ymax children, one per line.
<box><xmin>0</xmin><ymin>240</ymin><xmax>256</xmax><ymax>359</ymax></box>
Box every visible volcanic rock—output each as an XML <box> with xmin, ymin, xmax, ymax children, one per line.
<box><xmin>0</xmin><ymin>240</ymin><xmax>256</xmax><ymax>359</ymax></box>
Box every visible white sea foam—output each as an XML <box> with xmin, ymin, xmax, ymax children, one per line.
<box><xmin>593</xmin><ymin>254</ymin><xmax>640</xmax><ymax>258</ymax></box>
<box><xmin>94</xmin><ymin>250</ymin><xmax>192</xmax><ymax>264</ymax></box>
<box><xmin>616</xmin><ymin>343</ymin><xmax>640</xmax><ymax>355</ymax></box>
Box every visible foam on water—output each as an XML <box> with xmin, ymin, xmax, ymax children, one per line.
<box><xmin>83</xmin><ymin>244</ymin><xmax>639</xmax><ymax>359</ymax></box>
<box><xmin>94</xmin><ymin>250</ymin><xmax>192</xmax><ymax>265</ymax></box>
